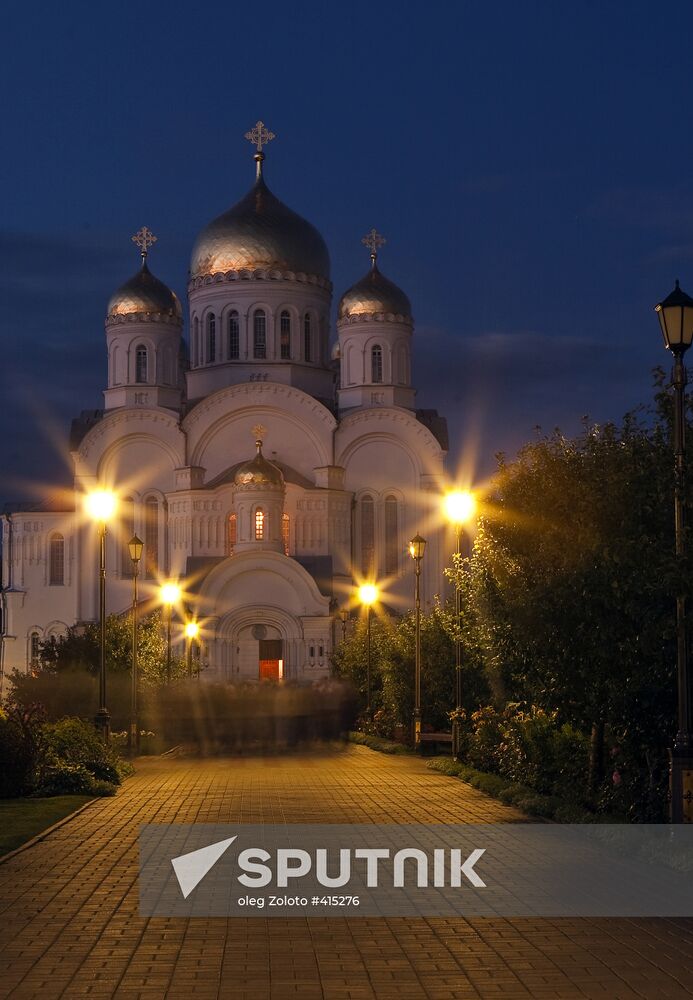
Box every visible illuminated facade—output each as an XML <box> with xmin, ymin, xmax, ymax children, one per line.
<box><xmin>1</xmin><ymin>125</ymin><xmax>449</xmax><ymax>682</ymax></box>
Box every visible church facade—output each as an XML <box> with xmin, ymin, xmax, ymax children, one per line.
<box><xmin>1</xmin><ymin>123</ymin><xmax>451</xmax><ymax>684</ymax></box>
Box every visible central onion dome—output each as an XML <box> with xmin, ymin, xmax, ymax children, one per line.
<box><xmin>234</xmin><ymin>435</ymin><xmax>284</xmax><ymax>490</ymax></box>
<box><xmin>190</xmin><ymin>154</ymin><xmax>330</xmax><ymax>283</ymax></box>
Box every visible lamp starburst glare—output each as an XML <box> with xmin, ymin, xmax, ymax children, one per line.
<box><xmin>358</xmin><ymin>583</ymin><xmax>378</xmax><ymax>606</ymax></box>
<box><xmin>161</xmin><ymin>582</ymin><xmax>181</xmax><ymax>605</ymax></box>
<box><xmin>444</xmin><ymin>489</ymin><xmax>476</xmax><ymax>525</ymax></box>
<box><xmin>85</xmin><ymin>489</ymin><xmax>117</xmax><ymax>522</ymax></box>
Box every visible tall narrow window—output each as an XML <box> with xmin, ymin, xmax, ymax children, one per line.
<box><xmin>253</xmin><ymin>310</ymin><xmax>267</xmax><ymax>358</ymax></box>
<box><xmin>207</xmin><ymin>313</ymin><xmax>216</xmax><ymax>363</ymax></box>
<box><xmin>360</xmin><ymin>496</ymin><xmax>375</xmax><ymax>578</ymax></box>
<box><xmin>49</xmin><ymin>532</ymin><xmax>65</xmax><ymax>586</ymax></box>
<box><xmin>30</xmin><ymin>632</ymin><xmax>40</xmax><ymax>672</ymax></box>
<box><xmin>304</xmin><ymin>313</ymin><xmax>312</xmax><ymax>362</ymax></box>
<box><xmin>135</xmin><ymin>345</ymin><xmax>148</xmax><ymax>383</ymax></box>
<box><xmin>384</xmin><ymin>496</ymin><xmax>398</xmax><ymax>575</ymax></box>
<box><xmin>228</xmin><ymin>311</ymin><xmax>240</xmax><ymax>359</ymax></box>
<box><xmin>144</xmin><ymin>497</ymin><xmax>159</xmax><ymax>579</ymax></box>
<box><xmin>371</xmin><ymin>345</ymin><xmax>383</xmax><ymax>383</ymax></box>
<box><xmin>228</xmin><ymin>513</ymin><xmax>237</xmax><ymax>553</ymax></box>
<box><xmin>255</xmin><ymin>508</ymin><xmax>265</xmax><ymax>540</ymax></box>
<box><xmin>280</xmin><ymin>310</ymin><xmax>291</xmax><ymax>359</ymax></box>
<box><xmin>120</xmin><ymin>497</ymin><xmax>135</xmax><ymax>578</ymax></box>
<box><xmin>282</xmin><ymin>513</ymin><xmax>290</xmax><ymax>555</ymax></box>
<box><xmin>193</xmin><ymin>318</ymin><xmax>199</xmax><ymax>366</ymax></box>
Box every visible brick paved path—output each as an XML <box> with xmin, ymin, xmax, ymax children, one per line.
<box><xmin>1</xmin><ymin>746</ymin><xmax>693</xmax><ymax>999</ymax></box>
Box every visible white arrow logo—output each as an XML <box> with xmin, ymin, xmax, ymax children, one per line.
<box><xmin>171</xmin><ymin>836</ymin><xmax>237</xmax><ymax>898</ymax></box>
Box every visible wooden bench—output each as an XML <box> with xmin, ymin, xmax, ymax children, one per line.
<box><xmin>418</xmin><ymin>731</ymin><xmax>453</xmax><ymax>754</ymax></box>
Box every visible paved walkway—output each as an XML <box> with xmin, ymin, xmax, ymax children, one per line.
<box><xmin>0</xmin><ymin>746</ymin><xmax>692</xmax><ymax>999</ymax></box>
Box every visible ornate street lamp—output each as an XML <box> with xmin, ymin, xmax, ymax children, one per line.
<box><xmin>443</xmin><ymin>489</ymin><xmax>477</xmax><ymax>758</ymax></box>
<box><xmin>358</xmin><ymin>583</ymin><xmax>378</xmax><ymax>717</ymax></box>
<box><xmin>160</xmin><ymin>581</ymin><xmax>181</xmax><ymax>683</ymax></box>
<box><xmin>408</xmin><ymin>533</ymin><xmax>427</xmax><ymax>747</ymax></box>
<box><xmin>184</xmin><ymin>620</ymin><xmax>200</xmax><ymax>679</ymax></box>
<box><xmin>655</xmin><ymin>280</ymin><xmax>693</xmax><ymax>822</ymax></box>
<box><xmin>85</xmin><ymin>489</ymin><xmax>117</xmax><ymax>741</ymax></box>
<box><xmin>128</xmin><ymin>535</ymin><xmax>143</xmax><ymax>752</ymax></box>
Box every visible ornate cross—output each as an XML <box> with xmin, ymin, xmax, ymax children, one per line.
<box><xmin>252</xmin><ymin>424</ymin><xmax>267</xmax><ymax>445</ymax></box>
<box><xmin>362</xmin><ymin>228</ymin><xmax>386</xmax><ymax>260</ymax></box>
<box><xmin>131</xmin><ymin>226</ymin><xmax>157</xmax><ymax>258</ymax></box>
<box><xmin>244</xmin><ymin>121</ymin><xmax>276</xmax><ymax>152</ymax></box>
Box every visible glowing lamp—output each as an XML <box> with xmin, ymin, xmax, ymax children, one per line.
<box><xmin>408</xmin><ymin>533</ymin><xmax>427</xmax><ymax>561</ymax></box>
<box><xmin>161</xmin><ymin>582</ymin><xmax>181</xmax><ymax>605</ymax></box>
<box><xmin>184</xmin><ymin>621</ymin><xmax>200</xmax><ymax>640</ymax></box>
<box><xmin>358</xmin><ymin>583</ymin><xmax>378</xmax><ymax>606</ymax></box>
<box><xmin>444</xmin><ymin>489</ymin><xmax>476</xmax><ymax>525</ymax></box>
<box><xmin>128</xmin><ymin>535</ymin><xmax>144</xmax><ymax>564</ymax></box>
<box><xmin>655</xmin><ymin>281</ymin><xmax>693</xmax><ymax>354</ymax></box>
<box><xmin>85</xmin><ymin>489</ymin><xmax>117</xmax><ymax>522</ymax></box>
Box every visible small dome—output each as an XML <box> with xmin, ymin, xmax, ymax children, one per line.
<box><xmin>234</xmin><ymin>439</ymin><xmax>284</xmax><ymax>490</ymax></box>
<box><xmin>107</xmin><ymin>260</ymin><xmax>182</xmax><ymax>322</ymax></box>
<box><xmin>338</xmin><ymin>263</ymin><xmax>411</xmax><ymax>322</ymax></box>
<box><xmin>191</xmin><ymin>171</ymin><xmax>330</xmax><ymax>282</ymax></box>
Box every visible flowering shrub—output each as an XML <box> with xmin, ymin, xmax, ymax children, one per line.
<box><xmin>459</xmin><ymin>704</ymin><xmax>589</xmax><ymax>801</ymax></box>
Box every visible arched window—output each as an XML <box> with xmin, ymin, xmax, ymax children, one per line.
<box><xmin>228</xmin><ymin>513</ymin><xmax>237</xmax><ymax>553</ymax></box>
<box><xmin>144</xmin><ymin>497</ymin><xmax>159</xmax><ymax>579</ymax></box>
<box><xmin>228</xmin><ymin>311</ymin><xmax>240</xmax><ymax>359</ymax></box>
<box><xmin>255</xmin><ymin>508</ymin><xmax>265</xmax><ymax>541</ymax></box>
<box><xmin>253</xmin><ymin>310</ymin><xmax>267</xmax><ymax>358</ymax></box>
<box><xmin>304</xmin><ymin>313</ymin><xmax>312</xmax><ymax>362</ymax></box>
<box><xmin>135</xmin><ymin>345</ymin><xmax>148</xmax><ymax>384</ymax></box>
<box><xmin>384</xmin><ymin>496</ymin><xmax>398</xmax><ymax>575</ymax></box>
<box><xmin>207</xmin><ymin>313</ymin><xmax>216</xmax><ymax>363</ymax></box>
<box><xmin>360</xmin><ymin>496</ymin><xmax>375</xmax><ymax>578</ymax></box>
<box><xmin>282</xmin><ymin>513</ymin><xmax>290</xmax><ymax>555</ymax></box>
<box><xmin>193</xmin><ymin>318</ymin><xmax>199</xmax><ymax>367</ymax></box>
<box><xmin>29</xmin><ymin>632</ymin><xmax>40</xmax><ymax>672</ymax></box>
<box><xmin>371</xmin><ymin>344</ymin><xmax>383</xmax><ymax>384</ymax></box>
<box><xmin>49</xmin><ymin>532</ymin><xmax>65</xmax><ymax>586</ymax></box>
<box><xmin>120</xmin><ymin>497</ymin><xmax>135</xmax><ymax>578</ymax></box>
<box><xmin>280</xmin><ymin>310</ymin><xmax>291</xmax><ymax>360</ymax></box>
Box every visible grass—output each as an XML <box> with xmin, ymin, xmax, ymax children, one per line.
<box><xmin>348</xmin><ymin>731</ymin><xmax>413</xmax><ymax>755</ymax></box>
<box><xmin>0</xmin><ymin>796</ymin><xmax>93</xmax><ymax>857</ymax></box>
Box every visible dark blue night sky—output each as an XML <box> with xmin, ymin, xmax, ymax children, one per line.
<box><xmin>2</xmin><ymin>0</ymin><xmax>691</xmax><ymax>496</ymax></box>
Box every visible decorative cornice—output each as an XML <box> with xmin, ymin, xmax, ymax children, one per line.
<box><xmin>105</xmin><ymin>312</ymin><xmax>182</xmax><ymax>328</ymax></box>
<box><xmin>183</xmin><ymin>380</ymin><xmax>337</xmax><ymax>431</ymax></box>
<box><xmin>188</xmin><ymin>267</ymin><xmax>332</xmax><ymax>293</ymax></box>
<box><xmin>337</xmin><ymin>311</ymin><xmax>412</xmax><ymax>328</ymax></box>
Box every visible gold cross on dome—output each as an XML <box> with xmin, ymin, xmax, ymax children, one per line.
<box><xmin>252</xmin><ymin>424</ymin><xmax>267</xmax><ymax>443</ymax></box>
<box><xmin>244</xmin><ymin>121</ymin><xmax>276</xmax><ymax>152</ymax></box>
<box><xmin>131</xmin><ymin>226</ymin><xmax>157</xmax><ymax>258</ymax></box>
<box><xmin>362</xmin><ymin>228</ymin><xmax>386</xmax><ymax>259</ymax></box>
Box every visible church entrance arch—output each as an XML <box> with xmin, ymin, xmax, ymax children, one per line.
<box><xmin>217</xmin><ymin>608</ymin><xmax>298</xmax><ymax>681</ymax></box>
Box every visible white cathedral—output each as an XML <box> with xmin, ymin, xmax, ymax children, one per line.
<box><xmin>0</xmin><ymin>123</ymin><xmax>452</xmax><ymax>684</ymax></box>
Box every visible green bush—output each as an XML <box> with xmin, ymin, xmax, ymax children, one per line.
<box><xmin>38</xmin><ymin>717</ymin><xmax>130</xmax><ymax>786</ymax></box>
<box><xmin>36</xmin><ymin>761</ymin><xmax>117</xmax><ymax>797</ymax></box>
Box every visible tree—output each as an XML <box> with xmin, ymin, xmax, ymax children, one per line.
<box><xmin>449</xmin><ymin>388</ymin><xmax>686</xmax><ymax>819</ymax></box>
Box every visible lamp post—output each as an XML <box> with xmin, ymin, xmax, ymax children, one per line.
<box><xmin>160</xmin><ymin>582</ymin><xmax>181</xmax><ymax>683</ymax></box>
<box><xmin>128</xmin><ymin>535</ymin><xmax>143</xmax><ymax>752</ymax></box>
<box><xmin>444</xmin><ymin>489</ymin><xmax>477</xmax><ymax>758</ymax></box>
<box><xmin>655</xmin><ymin>280</ymin><xmax>693</xmax><ymax>822</ymax></box>
<box><xmin>408</xmin><ymin>534</ymin><xmax>427</xmax><ymax>747</ymax></box>
<box><xmin>339</xmin><ymin>608</ymin><xmax>349</xmax><ymax>643</ymax></box>
<box><xmin>85</xmin><ymin>489</ymin><xmax>117</xmax><ymax>741</ymax></box>
<box><xmin>185</xmin><ymin>621</ymin><xmax>200</xmax><ymax>679</ymax></box>
<box><xmin>358</xmin><ymin>583</ymin><xmax>378</xmax><ymax>718</ymax></box>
